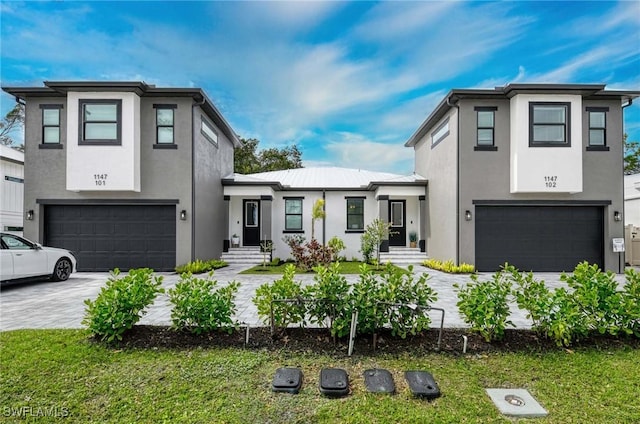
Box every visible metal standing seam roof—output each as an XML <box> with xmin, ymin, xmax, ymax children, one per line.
<box><xmin>223</xmin><ymin>167</ymin><xmax>426</xmax><ymax>189</ymax></box>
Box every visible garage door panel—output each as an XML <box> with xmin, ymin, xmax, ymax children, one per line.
<box><xmin>45</xmin><ymin>205</ymin><xmax>176</xmax><ymax>272</ymax></box>
<box><xmin>475</xmin><ymin>206</ymin><xmax>604</xmax><ymax>272</ymax></box>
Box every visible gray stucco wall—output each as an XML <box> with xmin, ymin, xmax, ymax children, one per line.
<box><xmin>22</xmin><ymin>95</ymin><xmax>195</xmax><ymax>267</ymax></box>
<box><xmin>457</xmin><ymin>98</ymin><xmax>625</xmax><ymax>272</ymax></box>
<box><xmin>192</xmin><ymin>108</ymin><xmax>234</xmax><ymax>261</ymax></box>
<box><xmin>414</xmin><ymin>110</ymin><xmax>458</xmax><ymax>262</ymax></box>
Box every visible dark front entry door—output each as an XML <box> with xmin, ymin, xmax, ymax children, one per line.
<box><xmin>243</xmin><ymin>200</ymin><xmax>260</xmax><ymax>246</ymax></box>
<box><xmin>389</xmin><ymin>200</ymin><xmax>406</xmax><ymax>246</ymax></box>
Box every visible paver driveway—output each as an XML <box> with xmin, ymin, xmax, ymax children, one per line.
<box><xmin>1</xmin><ymin>264</ymin><xmax>627</xmax><ymax>332</ymax></box>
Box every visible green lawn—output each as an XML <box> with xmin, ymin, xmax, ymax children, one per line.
<box><xmin>1</xmin><ymin>329</ymin><xmax>639</xmax><ymax>423</ymax></box>
<box><xmin>241</xmin><ymin>261</ymin><xmax>409</xmax><ymax>274</ymax></box>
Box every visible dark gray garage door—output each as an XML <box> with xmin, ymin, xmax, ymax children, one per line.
<box><xmin>45</xmin><ymin>205</ymin><xmax>176</xmax><ymax>272</ymax></box>
<box><xmin>475</xmin><ymin>206</ymin><xmax>604</xmax><ymax>272</ymax></box>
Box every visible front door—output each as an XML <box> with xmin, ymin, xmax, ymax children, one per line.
<box><xmin>243</xmin><ymin>200</ymin><xmax>260</xmax><ymax>246</ymax></box>
<box><xmin>389</xmin><ymin>200</ymin><xmax>406</xmax><ymax>246</ymax></box>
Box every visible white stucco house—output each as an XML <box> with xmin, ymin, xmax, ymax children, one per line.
<box><xmin>221</xmin><ymin>167</ymin><xmax>428</xmax><ymax>263</ymax></box>
<box><xmin>624</xmin><ymin>173</ymin><xmax>640</xmax><ymax>226</ymax></box>
<box><xmin>0</xmin><ymin>145</ymin><xmax>24</xmax><ymax>235</ymax></box>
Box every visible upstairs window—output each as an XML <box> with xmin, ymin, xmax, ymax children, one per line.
<box><xmin>346</xmin><ymin>197</ymin><xmax>364</xmax><ymax>231</ymax></box>
<box><xmin>284</xmin><ymin>198</ymin><xmax>303</xmax><ymax>231</ymax></box>
<box><xmin>79</xmin><ymin>100</ymin><xmax>122</xmax><ymax>145</ymax></box>
<box><xmin>41</xmin><ymin>104</ymin><xmax>62</xmax><ymax>145</ymax></box>
<box><xmin>475</xmin><ymin>106</ymin><xmax>497</xmax><ymax>150</ymax></box>
<box><xmin>431</xmin><ymin>118</ymin><xmax>449</xmax><ymax>147</ymax></box>
<box><xmin>529</xmin><ymin>102</ymin><xmax>570</xmax><ymax>146</ymax></box>
<box><xmin>154</xmin><ymin>104</ymin><xmax>176</xmax><ymax>146</ymax></box>
<box><xmin>201</xmin><ymin>116</ymin><xmax>218</xmax><ymax>146</ymax></box>
<box><xmin>587</xmin><ymin>107</ymin><xmax>608</xmax><ymax>150</ymax></box>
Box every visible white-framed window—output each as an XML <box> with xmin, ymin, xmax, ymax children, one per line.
<box><xmin>284</xmin><ymin>198</ymin><xmax>303</xmax><ymax>231</ymax></box>
<box><xmin>201</xmin><ymin>116</ymin><xmax>218</xmax><ymax>146</ymax></box>
<box><xmin>154</xmin><ymin>104</ymin><xmax>176</xmax><ymax>145</ymax></box>
<box><xmin>431</xmin><ymin>118</ymin><xmax>449</xmax><ymax>147</ymax></box>
<box><xmin>346</xmin><ymin>197</ymin><xmax>364</xmax><ymax>230</ymax></box>
<box><xmin>79</xmin><ymin>100</ymin><xmax>122</xmax><ymax>145</ymax></box>
<box><xmin>529</xmin><ymin>102</ymin><xmax>570</xmax><ymax>146</ymax></box>
<box><xmin>40</xmin><ymin>104</ymin><xmax>63</xmax><ymax>144</ymax></box>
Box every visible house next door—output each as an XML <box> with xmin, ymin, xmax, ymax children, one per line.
<box><xmin>243</xmin><ymin>200</ymin><xmax>260</xmax><ymax>246</ymax></box>
<box><xmin>389</xmin><ymin>200</ymin><xmax>406</xmax><ymax>246</ymax></box>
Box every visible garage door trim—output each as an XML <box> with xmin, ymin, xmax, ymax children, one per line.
<box><xmin>472</xmin><ymin>199</ymin><xmax>611</xmax><ymax>206</ymax></box>
<box><xmin>37</xmin><ymin>198</ymin><xmax>180</xmax><ymax>205</ymax></box>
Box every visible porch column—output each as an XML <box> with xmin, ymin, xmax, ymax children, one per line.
<box><xmin>377</xmin><ymin>195</ymin><xmax>389</xmax><ymax>252</ymax></box>
<box><xmin>223</xmin><ymin>196</ymin><xmax>230</xmax><ymax>252</ymax></box>
<box><xmin>260</xmin><ymin>195</ymin><xmax>273</xmax><ymax>248</ymax></box>
<box><xmin>419</xmin><ymin>195</ymin><xmax>426</xmax><ymax>253</ymax></box>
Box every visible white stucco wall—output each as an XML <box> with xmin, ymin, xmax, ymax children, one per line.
<box><xmin>510</xmin><ymin>94</ymin><xmax>583</xmax><ymax>193</ymax></box>
<box><xmin>66</xmin><ymin>92</ymin><xmax>141</xmax><ymax>192</ymax></box>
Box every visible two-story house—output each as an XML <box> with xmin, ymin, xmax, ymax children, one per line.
<box><xmin>405</xmin><ymin>84</ymin><xmax>639</xmax><ymax>272</ymax></box>
<box><xmin>2</xmin><ymin>81</ymin><xmax>241</xmax><ymax>271</ymax></box>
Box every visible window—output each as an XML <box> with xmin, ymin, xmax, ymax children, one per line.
<box><xmin>475</xmin><ymin>106</ymin><xmax>497</xmax><ymax>150</ymax></box>
<box><xmin>201</xmin><ymin>116</ymin><xmax>218</xmax><ymax>146</ymax></box>
<box><xmin>431</xmin><ymin>118</ymin><xmax>449</xmax><ymax>147</ymax></box>
<box><xmin>284</xmin><ymin>198</ymin><xmax>303</xmax><ymax>231</ymax></box>
<box><xmin>529</xmin><ymin>102</ymin><xmax>570</xmax><ymax>146</ymax></box>
<box><xmin>79</xmin><ymin>100</ymin><xmax>122</xmax><ymax>145</ymax></box>
<box><xmin>587</xmin><ymin>107</ymin><xmax>608</xmax><ymax>150</ymax></box>
<box><xmin>154</xmin><ymin>104</ymin><xmax>176</xmax><ymax>145</ymax></box>
<box><xmin>1</xmin><ymin>234</ymin><xmax>32</xmax><ymax>250</ymax></box>
<box><xmin>40</xmin><ymin>105</ymin><xmax>62</xmax><ymax>144</ymax></box>
<box><xmin>346</xmin><ymin>198</ymin><xmax>364</xmax><ymax>231</ymax></box>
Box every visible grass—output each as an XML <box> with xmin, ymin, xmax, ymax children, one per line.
<box><xmin>2</xmin><ymin>329</ymin><xmax>639</xmax><ymax>423</ymax></box>
<box><xmin>241</xmin><ymin>261</ymin><xmax>408</xmax><ymax>275</ymax></box>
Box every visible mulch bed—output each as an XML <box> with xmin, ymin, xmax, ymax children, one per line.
<box><xmin>113</xmin><ymin>325</ymin><xmax>640</xmax><ymax>355</ymax></box>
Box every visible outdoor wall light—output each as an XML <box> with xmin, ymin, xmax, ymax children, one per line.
<box><xmin>465</xmin><ymin>210</ymin><xmax>472</xmax><ymax>221</ymax></box>
<box><xmin>26</xmin><ymin>210</ymin><xmax>34</xmax><ymax>220</ymax></box>
<box><xmin>614</xmin><ymin>211</ymin><xmax>621</xmax><ymax>222</ymax></box>
<box><xmin>180</xmin><ymin>210</ymin><xmax>187</xmax><ymax>221</ymax></box>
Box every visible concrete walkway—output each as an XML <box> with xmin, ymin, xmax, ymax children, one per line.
<box><xmin>0</xmin><ymin>264</ymin><xmax>631</xmax><ymax>332</ymax></box>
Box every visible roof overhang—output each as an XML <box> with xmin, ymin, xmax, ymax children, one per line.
<box><xmin>2</xmin><ymin>81</ymin><xmax>241</xmax><ymax>147</ymax></box>
<box><xmin>404</xmin><ymin>83</ymin><xmax>640</xmax><ymax>148</ymax></box>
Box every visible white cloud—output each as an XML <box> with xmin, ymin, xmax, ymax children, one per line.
<box><xmin>323</xmin><ymin>132</ymin><xmax>414</xmax><ymax>174</ymax></box>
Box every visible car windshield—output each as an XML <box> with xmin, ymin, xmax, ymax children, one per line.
<box><xmin>1</xmin><ymin>234</ymin><xmax>34</xmax><ymax>250</ymax></box>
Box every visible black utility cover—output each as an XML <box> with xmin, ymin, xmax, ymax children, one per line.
<box><xmin>319</xmin><ymin>368</ymin><xmax>349</xmax><ymax>397</ymax></box>
<box><xmin>404</xmin><ymin>371</ymin><xmax>441</xmax><ymax>400</ymax></box>
<box><xmin>363</xmin><ymin>369</ymin><xmax>395</xmax><ymax>394</ymax></box>
<box><xmin>272</xmin><ymin>367</ymin><xmax>303</xmax><ymax>394</ymax></box>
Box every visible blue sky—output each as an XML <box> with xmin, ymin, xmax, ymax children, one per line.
<box><xmin>1</xmin><ymin>0</ymin><xmax>639</xmax><ymax>174</ymax></box>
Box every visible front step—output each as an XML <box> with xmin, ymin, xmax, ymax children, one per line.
<box><xmin>220</xmin><ymin>247</ymin><xmax>265</xmax><ymax>265</ymax></box>
<box><xmin>379</xmin><ymin>247</ymin><xmax>427</xmax><ymax>265</ymax></box>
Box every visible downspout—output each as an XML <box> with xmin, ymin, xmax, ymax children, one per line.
<box><xmin>191</xmin><ymin>97</ymin><xmax>206</xmax><ymax>261</ymax></box>
<box><xmin>322</xmin><ymin>190</ymin><xmax>326</xmax><ymax>246</ymax></box>
<box><xmin>447</xmin><ymin>95</ymin><xmax>461</xmax><ymax>265</ymax></box>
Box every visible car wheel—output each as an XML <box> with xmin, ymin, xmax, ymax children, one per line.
<box><xmin>52</xmin><ymin>258</ymin><xmax>72</xmax><ymax>281</ymax></box>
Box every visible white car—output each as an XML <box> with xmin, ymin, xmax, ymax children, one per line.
<box><xmin>0</xmin><ymin>233</ymin><xmax>77</xmax><ymax>283</ymax></box>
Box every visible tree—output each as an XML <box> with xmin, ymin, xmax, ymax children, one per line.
<box><xmin>234</xmin><ymin>137</ymin><xmax>303</xmax><ymax>174</ymax></box>
<box><xmin>0</xmin><ymin>103</ymin><xmax>25</xmax><ymax>149</ymax></box>
<box><xmin>311</xmin><ymin>198</ymin><xmax>325</xmax><ymax>241</ymax></box>
<box><xmin>624</xmin><ymin>133</ymin><xmax>640</xmax><ymax>175</ymax></box>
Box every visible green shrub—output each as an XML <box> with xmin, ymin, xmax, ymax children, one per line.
<box><xmin>253</xmin><ymin>264</ymin><xmax>306</xmax><ymax>330</ymax></box>
<box><xmin>454</xmin><ymin>268</ymin><xmax>513</xmax><ymax>342</ymax></box>
<box><xmin>304</xmin><ymin>262</ymin><xmax>351</xmax><ymax>337</ymax></box>
<box><xmin>83</xmin><ymin>268</ymin><xmax>163</xmax><ymax>342</ymax></box>
<box><xmin>168</xmin><ymin>273</ymin><xmax>240</xmax><ymax>334</ymax></box>
<box><xmin>423</xmin><ymin>258</ymin><xmax>475</xmax><ymax>274</ymax></box>
<box><xmin>346</xmin><ymin>263</ymin><xmax>388</xmax><ymax>335</ymax></box>
<box><xmin>175</xmin><ymin>259</ymin><xmax>227</xmax><ymax>274</ymax></box>
<box><xmin>620</xmin><ymin>268</ymin><xmax>640</xmax><ymax>337</ymax></box>
<box><xmin>379</xmin><ymin>264</ymin><xmax>438</xmax><ymax>338</ymax></box>
<box><xmin>327</xmin><ymin>236</ymin><xmax>346</xmax><ymax>262</ymax></box>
